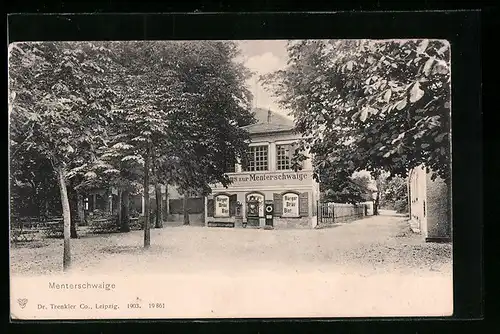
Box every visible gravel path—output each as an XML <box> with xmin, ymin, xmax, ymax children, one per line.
<box><xmin>10</xmin><ymin>214</ymin><xmax>451</xmax><ymax>277</ymax></box>
<box><xmin>10</xmin><ymin>214</ymin><xmax>453</xmax><ymax>318</ymax></box>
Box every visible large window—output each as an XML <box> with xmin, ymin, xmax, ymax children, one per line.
<box><xmin>276</xmin><ymin>144</ymin><xmax>293</xmax><ymax>170</ymax></box>
<box><xmin>244</xmin><ymin>145</ymin><xmax>268</xmax><ymax>171</ymax></box>
<box><xmin>276</xmin><ymin>143</ymin><xmax>300</xmax><ymax>170</ymax></box>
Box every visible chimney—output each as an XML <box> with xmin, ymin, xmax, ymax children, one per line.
<box><xmin>267</xmin><ymin>109</ymin><xmax>272</xmax><ymax>123</ymax></box>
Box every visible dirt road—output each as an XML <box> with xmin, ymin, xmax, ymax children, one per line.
<box><xmin>10</xmin><ymin>214</ymin><xmax>453</xmax><ymax>318</ymax></box>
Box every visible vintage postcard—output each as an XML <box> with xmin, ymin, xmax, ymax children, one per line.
<box><xmin>9</xmin><ymin>38</ymin><xmax>452</xmax><ymax>319</ymax></box>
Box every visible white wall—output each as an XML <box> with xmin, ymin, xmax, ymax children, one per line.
<box><xmin>409</xmin><ymin>166</ymin><xmax>427</xmax><ymax>235</ymax></box>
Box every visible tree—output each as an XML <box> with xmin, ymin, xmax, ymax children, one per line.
<box><xmin>372</xmin><ymin>171</ymin><xmax>389</xmax><ymax>215</ymax></box>
<box><xmin>381</xmin><ymin>175</ymin><xmax>408</xmax><ymax>213</ymax></box>
<box><xmin>321</xmin><ymin>170</ymin><xmax>374</xmax><ymax>204</ymax></box>
<box><xmin>85</xmin><ymin>135</ymin><xmax>145</xmax><ymax>232</ymax></box>
<box><xmin>9</xmin><ymin>150</ymin><xmax>60</xmax><ymax>220</ymax></box>
<box><xmin>102</xmin><ymin>41</ymin><xmax>188</xmax><ymax>247</ymax></box>
<box><xmin>9</xmin><ymin>41</ymin><xmax>119</xmax><ymax>270</ymax></box>
<box><xmin>154</xmin><ymin>184</ymin><xmax>163</xmax><ymax>228</ymax></box>
<box><xmin>262</xmin><ymin>39</ymin><xmax>451</xmax><ymax>188</ymax></box>
<box><xmin>9</xmin><ymin>40</ymin><xmax>256</xmax><ymax>261</ymax></box>
<box><xmin>152</xmin><ymin>41</ymin><xmax>255</xmax><ymax>225</ymax></box>
<box><xmin>99</xmin><ymin>41</ymin><xmax>254</xmax><ymax>244</ymax></box>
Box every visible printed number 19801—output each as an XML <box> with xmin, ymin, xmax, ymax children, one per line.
<box><xmin>149</xmin><ymin>303</ymin><xmax>165</xmax><ymax>308</ymax></box>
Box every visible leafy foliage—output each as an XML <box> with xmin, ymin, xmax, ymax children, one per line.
<box><xmin>9</xmin><ymin>42</ymin><xmax>118</xmax><ymax>170</ymax></box>
<box><xmin>261</xmin><ymin>39</ymin><xmax>451</xmax><ymax>186</ymax></box>
<box><xmin>380</xmin><ymin>175</ymin><xmax>408</xmax><ymax>213</ymax></box>
<box><xmin>98</xmin><ymin>41</ymin><xmax>255</xmax><ymax>197</ymax></box>
<box><xmin>321</xmin><ymin>171</ymin><xmax>373</xmax><ymax>204</ymax></box>
<box><xmin>9</xmin><ymin>151</ymin><xmax>60</xmax><ymax>218</ymax></box>
<box><xmin>9</xmin><ymin>40</ymin><xmax>256</xmax><ymax>251</ymax></box>
<box><xmin>9</xmin><ymin>41</ymin><xmax>122</xmax><ymax>268</ymax></box>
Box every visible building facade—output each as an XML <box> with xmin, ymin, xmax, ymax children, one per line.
<box><xmin>408</xmin><ymin>165</ymin><xmax>451</xmax><ymax>242</ymax></box>
<box><xmin>205</xmin><ymin>109</ymin><xmax>320</xmax><ymax>229</ymax></box>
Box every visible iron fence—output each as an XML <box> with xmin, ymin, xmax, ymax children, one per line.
<box><xmin>318</xmin><ymin>202</ymin><xmax>366</xmax><ymax>225</ymax></box>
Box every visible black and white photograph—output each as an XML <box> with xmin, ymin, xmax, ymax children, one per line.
<box><xmin>9</xmin><ymin>38</ymin><xmax>452</xmax><ymax>319</ymax></box>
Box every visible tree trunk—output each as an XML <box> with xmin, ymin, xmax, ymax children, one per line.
<box><xmin>69</xmin><ymin>195</ymin><xmax>78</xmax><ymax>239</ymax></box>
<box><xmin>77</xmin><ymin>192</ymin><xmax>85</xmax><ymax>226</ymax></box>
<box><xmin>373</xmin><ymin>192</ymin><xmax>380</xmax><ymax>215</ymax></box>
<box><xmin>183</xmin><ymin>194</ymin><xmax>190</xmax><ymax>225</ymax></box>
<box><xmin>32</xmin><ymin>181</ymin><xmax>43</xmax><ymax>223</ymax></box>
<box><xmin>68</xmin><ymin>187</ymin><xmax>79</xmax><ymax>239</ymax></box>
<box><xmin>117</xmin><ymin>188</ymin><xmax>122</xmax><ymax>229</ymax></box>
<box><xmin>155</xmin><ymin>184</ymin><xmax>163</xmax><ymax>228</ymax></box>
<box><xmin>165</xmin><ymin>186</ymin><xmax>169</xmax><ymax>221</ymax></box>
<box><xmin>56</xmin><ymin>167</ymin><xmax>71</xmax><ymax>271</ymax></box>
<box><xmin>143</xmin><ymin>150</ymin><xmax>151</xmax><ymax>247</ymax></box>
<box><xmin>44</xmin><ymin>199</ymin><xmax>49</xmax><ymax>218</ymax></box>
<box><xmin>104</xmin><ymin>191</ymin><xmax>110</xmax><ymax>214</ymax></box>
<box><xmin>70</xmin><ymin>217</ymin><xmax>78</xmax><ymax>238</ymax></box>
<box><xmin>120</xmin><ymin>189</ymin><xmax>130</xmax><ymax>232</ymax></box>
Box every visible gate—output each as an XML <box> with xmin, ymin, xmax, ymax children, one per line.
<box><xmin>318</xmin><ymin>201</ymin><xmax>335</xmax><ymax>224</ymax></box>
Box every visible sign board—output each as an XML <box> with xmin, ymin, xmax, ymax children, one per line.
<box><xmin>265</xmin><ymin>202</ymin><xmax>274</xmax><ymax>226</ymax></box>
<box><xmin>212</xmin><ymin>171</ymin><xmax>313</xmax><ymax>189</ymax></box>
<box><xmin>214</xmin><ymin>194</ymin><xmax>230</xmax><ymax>217</ymax></box>
<box><xmin>207</xmin><ymin>221</ymin><xmax>235</xmax><ymax>228</ymax></box>
<box><xmin>282</xmin><ymin>192</ymin><xmax>299</xmax><ymax>217</ymax></box>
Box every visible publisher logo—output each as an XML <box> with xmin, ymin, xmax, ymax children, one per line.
<box><xmin>17</xmin><ymin>298</ymin><xmax>28</xmax><ymax>309</ymax></box>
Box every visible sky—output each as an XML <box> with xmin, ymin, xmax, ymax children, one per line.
<box><xmin>235</xmin><ymin>40</ymin><xmax>291</xmax><ymax>119</ymax></box>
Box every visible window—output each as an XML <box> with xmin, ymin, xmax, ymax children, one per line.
<box><xmin>277</xmin><ymin>143</ymin><xmax>302</xmax><ymax>170</ymax></box>
<box><xmin>244</xmin><ymin>145</ymin><xmax>268</xmax><ymax>171</ymax></box>
<box><xmin>276</xmin><ymin>144</ymin><xmax>295</xmax><ymax>170</ymax></box>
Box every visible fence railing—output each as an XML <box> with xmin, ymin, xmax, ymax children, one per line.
<box><xmin>318</xmin><ymin>202</ymin><xmax>366</xmax><ymax>225</ymax></box>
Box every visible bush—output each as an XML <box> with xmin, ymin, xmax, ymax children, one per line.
<box><xmin>394</xmin><ymin>199</ymin><xmax>408</xmax><ymax>213</ymax></box>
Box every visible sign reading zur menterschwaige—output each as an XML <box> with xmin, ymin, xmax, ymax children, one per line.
<box><xmin>213</xmin><ymin>171</ymin><xmax>313</xmax><ymax>188</ymax></box>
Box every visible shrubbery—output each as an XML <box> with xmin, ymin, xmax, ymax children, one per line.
<box><xmin>394</xmin><ymin>199</ymin><xmax>408</xmax><ymax>213</ymax></box>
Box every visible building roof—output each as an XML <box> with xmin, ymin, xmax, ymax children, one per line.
<box><xmin>242</xmin><ymin>107</ymin><xmax>295</xmax><ymax>134</ymax></box>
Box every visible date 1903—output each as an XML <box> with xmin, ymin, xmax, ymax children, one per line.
<box><xmin>149</xmin><ymin>303</ymin><xmax>165</xmax><ymax>309</ymax></box>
